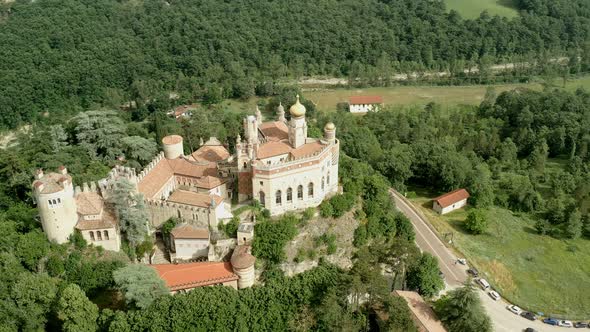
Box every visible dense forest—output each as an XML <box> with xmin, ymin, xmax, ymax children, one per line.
<box><xmin>1</xmin><ymin>0</ymin><xmax>590</xmax><ymax>129</ymax></box>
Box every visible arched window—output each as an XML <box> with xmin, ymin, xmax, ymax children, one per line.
<box><xmin>97</xmin><ymin>231</ymin><xmax>102</xmax><ymax>241</ymax></box>
<box><xmin>297</xmin><ymin>185</ymin><xmax>303</xmax><ymax>200</ymax></box>
<box><xmin>321</xmin><ymin>177</ymin><xmax>325</xmax><ymax>190</ymax></box>
<box><xmin>276</xmin><ymin>190</ymin><xmax>282</xmax><ymax>205</ymax></box>
<box><xmin>308</xmin><ymin>183</ymin><xmax>314</xmax><ymax>197</ymax></box>
<box><xmin>259</xmin><ymin>191</ymin><xmax>265</xmax><ymax>207</ymax></box>
<box><xmin>327</xmin><ymin>172</ymin><xmax>330</xmax><ymax>184</ymax></box>
<box><xmin>287</xmin><ymin>188</ymin><xmax>293</xmax><ymax>202</ymax></box>
<box><xmin>243</xmin><ymin>162</ymin><xmax>247</xmax><ymax>168</ymax></box>
<box><xmin>52</xmin><ymin>199</ymin><xmax>57</xmax><ymax>205</ymax></box>
<box><xmin>89</xmin><ymin>231</ymin><xmax>95</xmax><ymax>241</ymax></box>
<box><xmin>104</xmin><ymin>230</ymin><xmax>109</xmax><ymax>240</ymax></box>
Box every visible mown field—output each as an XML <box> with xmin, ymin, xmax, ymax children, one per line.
<box><xmin>305</xmin><ymin>76</ymin><xmax>590</xmax><ymax>112</ymax></box>
<box><xmin>444</xmin><ymin>0</ymin><xmax>518</xmax><ymax>18</ymax></box>
<box><xmin>408</xmin><ymin>187</ymin><xmax>590</xmax><ymax>319</ymax></box>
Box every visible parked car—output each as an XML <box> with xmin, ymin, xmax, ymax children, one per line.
<box><xmin>520</xmin><ymin>311</ymin><xmax>537</xmax><ymax>321</ymax></box>
<box><xmin>467</xmin><ymin>268</ymin><xmax>479</xmax><ymax>277</ymax></box>
<box><xmin>573</xmin><ymin>321</ymin><xmax>588</xmax><ymax>328</ymax></box>
<box><xmin>477</xmin><ymin>278</ymin><xmax>490</xmax><ymax>290</ymax></box>
<box><xmin>457</xmin><ymin>258</ymin><xmax>467</xmax><ymax>265</ymax></box>
<box><xmin>488</xmin><ymin>290</ymin><xmax>500</xmax><ymax>301</ymax></box>
<box><xmin>543</xmin><ymin>318</ymin><xmax>559</xmax><ymax>326</ymax></box>
<box><xmin>558</xmin><ymin>320</ymin><xmax>573</xmax><ymax>328</ymax></box>
<box><xmin>438</xmin><ymin>270</ymin><xmax>444</xmax><ymax>278</ymax></box>
<box><xmin>524</xmin><ymin>328</ymin><xmax>537</xmax><ymax>332</ymax></box>
<box><xmin>507</xmin><ymin>305</ymin><xmax>522</xmax><ymax>315</ymax></box>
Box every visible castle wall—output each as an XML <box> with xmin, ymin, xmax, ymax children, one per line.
<box><xmin>146</xmin><ymin>200</ymin><xmax>214</xmax><ymax>230</ymax></box>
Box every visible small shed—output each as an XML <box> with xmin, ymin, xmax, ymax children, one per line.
<box><xmin>348</xmin><ymin>95</ymin><xmax>383</xmax><ymax>113</ymax></box>
<box><xmin>432</xmin><ymin>189</ymin><xmax>469</xmax><ymax>215</ymax></box>
<box><xmin>170</xmin><ymin>224</ymin><xmax>210</xmax><ymax>260</ymax></box>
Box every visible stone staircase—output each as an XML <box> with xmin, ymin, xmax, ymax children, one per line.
<box><xmin>150</xmin><ymin>238</ymin><xmax>170</xmax><ymax>264</ymax></box>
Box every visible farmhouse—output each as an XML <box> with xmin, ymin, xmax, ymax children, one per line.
<box><xmin>432</xmin><ymin>189</ymin><xmax>469</xmax><ymax>215</ymax></box>
<box><xmin>169</xmin><ymin>223</ymin><xmax>210</xmax><ymax>260</ymax></box>
<box><xmin>348</xmin><ymin>95</ymin><xmax>383</xmax><ymax>113</ymax></box>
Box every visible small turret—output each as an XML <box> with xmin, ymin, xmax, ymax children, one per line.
<box><xmin>162</xmin><ymin>135</ymin><xmax>184</xmax><ymax>159</ymax></box>
<box><xmin>255</xmin><ymin>106</ymin><xmax>262</xmax><ymax>125</ymax></box>
<box><xmin>324</xmin><ymin>122</ymin><xmax>336</xmax><ymax>143</ymax></box>
<box><xmin>277</xmin><ymin>102</ymin><xmax>286</xmax><ymax>122</ymax></box>
<box><xmin>231</xmin><ymin>245</ymin><xmax>256</xmax><ymax>289</ymax></box>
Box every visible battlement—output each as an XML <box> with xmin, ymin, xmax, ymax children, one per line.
<box><xmin>138</xmin><ymin>151</ymin><xmax>166</xmax><ymax>182</ymax></box>
<box><xmin>145</xmin><ymin>198</ymin><xmax>210</xmax><ymax>213</ymax></box>
<box><xmin>254</xmin><ymin>140</ymin><xmax>336</xmax><ymax>170</ymax></box>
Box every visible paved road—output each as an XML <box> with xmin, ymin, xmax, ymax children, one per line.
<box><xmin>390</xmin><ymin>189</ymin><xmax>565</xmax><ymax>332</ymax></box>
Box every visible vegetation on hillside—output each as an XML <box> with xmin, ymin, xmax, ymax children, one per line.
<box><xmin>1</xmin><ymin>0</ymin><xmax>590</xmax><ymax>128</ymax></box>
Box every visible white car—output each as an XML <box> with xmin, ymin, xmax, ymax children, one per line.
<box><xmin>457</xmin><ymin>258</ymin><xmax>467</xmax><ymax>265</ymax></box>
<box><xmin>558</xmin><ymin>320</ymin><xmax>573</xmax><ymax>328</ymax></box>
<box><xmin>488</xmin><ymin>290</ymin><xmax>500</xmax><ymax>301</ymax></box>
<box><xmin>507</xmin><ymin>305</ymin><xmax>522</xmax><ymax>315</ymax></box>
<box><xmin>477</xmin><ymin>278</ymin><xmax>490</xmax><ymax>290</ymax></box>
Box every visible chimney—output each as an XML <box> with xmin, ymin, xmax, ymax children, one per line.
<box><xmin>58</xmin><ymin>165</ymin><xmax>68</xmax><ymax>175</ymax></box>
<box><xmin>35</xmin><ymin>169</ymin><xmax>44</xmax><ymax>179</ymax></box>
<box><xmin>33</xmin><ymin>181</ymin><xmax>44</xmax><ymax>192</ymax></box>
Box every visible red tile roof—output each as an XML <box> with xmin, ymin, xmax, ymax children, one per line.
<box><xmin>349</xmin><ymin>95</ymin><xmax>383</xmax><ymax>105</ymax></box>
<box><xmin>151</xmin><ymin>262</ymin><xmax>238</xmax><ymax>291</ymax></box>
<box><xmin>191</xmin><ymin>145</ymin><xmax>230</xmax><ymax>162</ymax></box>
<box><xmin>167</xmin><ymin>190</ymin><xmax>223</xmax><ymax>208</ymax></box>
<box><xmin>171</xmin><ymin>224</ymin><xmax>209</xmax><ymax>239</ymax></box>
<box><xmin>259</xmin><ymin>121</ymin><xmax>289</xmax><ymax>141</ymax></box>
<box><xmin>433</xmin><ymin>189</ymin><xmax>470</xmax><ymax>208</ymax></box>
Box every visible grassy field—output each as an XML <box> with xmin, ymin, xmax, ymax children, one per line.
<box><xmin>445</xmin><ymin>0</ymin><xmax>518</xmax><ymax>19</ymax></box>
<box><xmin>408</xmin><ymin>187</ymin><xmax>590</xmax><ymax>319</ymax></box>
<box><xmin>305</xmin><ymin>76</ymin><xmax>590</xmax><ymax>112</ymax></box>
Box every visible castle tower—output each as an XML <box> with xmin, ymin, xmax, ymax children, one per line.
<box><xmin>162</xmin><ymin>135</ymin><xmax>184</xmax><ymax>159</ymax></box>
<box><xmin>32</xmin><ymin>167</ymin><xmax>79</xmax><ymax>244</ymax></box>
<box><xmin>277</xmin><ymin>102</ymin><xmax>286</xmax><ymax>122</ymax></box>
<box><xmin>231</xmin><ymin>245</ymin><xmax>256</xmax><ymax>289</ymax></box>
<box><xmin>288</xmin><ymin>95</ymin><xmax>307</xmax><ymax>149</ymax></box>
<box><xmin>324</xmin><ymin>122</ymin><xmax>336</xmax><ymax>143</ymax></box>
<box><xmin>243</xmin><ymin>115</ymin><xmax>259</xmax><ymax>144</ymax></box>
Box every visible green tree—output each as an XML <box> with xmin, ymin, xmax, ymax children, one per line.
<box><xmin>72</xmin><ymin>110</ymin><xmax>126</xmax><ymax>160</ymax></box>
<box><xmin>434</xmin><ymin>284</ymin><xmax>492</xmax><ymax>332</ymax></box>
<box><xmin>9</xmin><ymin>272</ymin><xmax>59</xmax><ymax>331</ymax></box>
<box><xmin>57</xmin><ymin>284</ymin><xmax>99</xmax><ymax>332</ymax></box>
<box><xmin>406</xmin><ymin>253</ymin><xmax>444</xmax><ymax>298</ymax></box>
<box><xmin>108</xmin><ymin>178</ymin><xmax>149</xmax><ymax>251</ymax></box>
<box><xmin>465</xmin><ymin>209</ymin><xmax>488</xmax><ymax>235</ymax></box>
<box><xmin>566</xmin><ymin>209</ymin><xmax>582</xmax><ymax>239</ymax></box>
<box><xmin>15</xmin><ymin>230</ymin><xmax>49</xmax><ymax>271</ymax></box>
<box><xmin>120</xmin><ymin>136</ymin><xmax>158</xmax><ymax>166</ymax></box>
<box><xmin>113</xmin><ymin>264</ymin><xmax>169</xmax><ymax>309</ymax></box>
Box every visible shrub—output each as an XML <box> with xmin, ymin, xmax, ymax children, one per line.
<box><xmin>253</xmin><ymin>215</ymin><xmax>298</xmax><ymax>263</ymax></box>
<box><xmin>465</xmin><ymin>210</ymin><xmax>488</xmax><ymax>235</ymax></box>
<box><xmin>221</xmin><ymin>216</ymin><xmax>240</xmax><ymax>238</ymax></box>
<box><xmin>329</xmin><ymin>193</ymin><xmax>356</xmax><ymax>218</ymax></box>
<box><xmin>319</xmin><ymin>201</ymin><xmax>334</xmax><ymax>218</ymax></box>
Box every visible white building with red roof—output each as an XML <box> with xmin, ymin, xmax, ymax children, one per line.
<box><xmin>348</xmin><ymin>95</ymin><xmax>383</xmax><ymax>113</ymax></box>
<box><xmin>236</xmin><ymin>96</ymin><xmax>340</xmax><ymax>215</ymax></box>
<box><xmin>432</xmin><ymin>189</ymin><xmax>470</xmax><ymax>215</ymax></box>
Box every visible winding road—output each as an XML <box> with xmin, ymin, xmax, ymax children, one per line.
<box><xmin>390</xmin><ymin>189</ymin><xmax>565</xmax><ymax>332</ymax></box>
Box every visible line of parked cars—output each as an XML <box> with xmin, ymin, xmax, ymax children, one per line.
<box><xmin>472</xmin><ymin>274</ymin><xmax>590</xmax><ymax>329</ymax></box>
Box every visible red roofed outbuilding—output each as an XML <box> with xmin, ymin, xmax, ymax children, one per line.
<box><xmin>432</xmin><ymin>189</ymin><xmax>469</xmax><ymax>215</ymax></box>
<box><xmin>151</xmin><ymin>262</ymin><xmax>239</xmax><ymax>294</ymax></box>
<box><xmin>348</xmin><ymin>95</ymin><xmax>384</xmax><ymax>113</ymax></box>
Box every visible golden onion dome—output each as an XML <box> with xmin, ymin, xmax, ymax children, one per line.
<box><xmin>289</xmin><ymin>95</ymin><xmax>306</xmax><ymax>118</ymax></box>
<box><xmin>324</xmin><ymin>122</ymin><xmax>335</xmax><ymax>131</ymax></box>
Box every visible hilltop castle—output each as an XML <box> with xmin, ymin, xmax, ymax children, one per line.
<box><xmin>32</xmin><ymin>96</ymin><xmax>339</xmax><ymax>257</ymax></box>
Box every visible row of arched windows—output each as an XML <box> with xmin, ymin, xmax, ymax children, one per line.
<box><xmin>258</xmin><ymin>171</ymin><xmax>331</xmax><ymax>207</ymax></box>
<box><xmin>89</xmin><ymin>230</ymin><xmax>109</xmax><ymax>241</ymax></box>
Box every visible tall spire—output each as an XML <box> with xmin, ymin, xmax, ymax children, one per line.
<box><xmin>277</xmin><ymin>102</ymin><xmax>286</xmax><ymax>122</ymax></box>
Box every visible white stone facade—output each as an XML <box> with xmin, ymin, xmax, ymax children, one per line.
<box><xmin>433</xmin><ymin>198</ymin><xmax>467</xmax><ymax>215</ymax></box>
